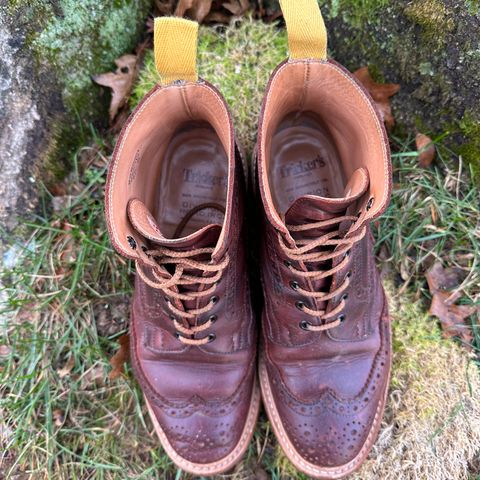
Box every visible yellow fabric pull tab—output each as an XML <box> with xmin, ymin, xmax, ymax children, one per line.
<box><xmin>279</xmin><ymin>0</ymin><xmax>328</xmax><ymax>60</ymax></box>
<box><xmin>154</xmin><ymin>17</ymin><xmax>199</xmax><ymax>84</ymax></box>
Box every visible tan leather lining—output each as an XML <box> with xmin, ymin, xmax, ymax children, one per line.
<box><xmin>106</xmin><ymin>81</ymin><xmax>233</xmax><ymax>258</ymax></box>
<box><xmin>259</xmin><ymin>60</ymin><xmax>390</xmax><ymax>231</ymax></box>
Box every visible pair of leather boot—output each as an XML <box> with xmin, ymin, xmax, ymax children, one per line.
<box><xmin>105</xmin><ymin>1</ymin><xmax>392</xmax><ymax>477</ymax></box>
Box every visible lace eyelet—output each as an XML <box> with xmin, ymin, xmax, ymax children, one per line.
<box><xmin>208</xmin><ymin>314</ymin><xmax>217</xmax><ymax>323</ymax></box>
<box><xmin>164</xmin><ymin>296</ymin><xmax>170</xmax><ymax>304</ymax></box>
<box><xmin>338</xmin><ymin>314</ymin><xmax>346</xmax><ymax>323</ymax></box>
<box><xmin>295</xmin><ymin>301</ymin><xmax>305</xmax><ymax>311</ymax></box>
<box><xmin>174</xmin><ymin>332</ymin><xmax>181</xmax><ymax>339</ymax></box>
<box><xmin>208</xmin><ymin>333</ymin><xmax>216</xmax><ymax>342</ymax></box>
<box><xmin>346</xmin><ymin>271</ymin><xmax>352</xmax><ymax>279</ymax></box>
<box><xmin>345</xmin><ymin>249</ymin><xmax>351</xmax><ymax>258</ymax></box>
<box><xmin>284</xmin><ymin>260</ymin><xmax>292</xmax><ymax>268</ymax></box>
<box><xmin>210</xmin><ymin>295</ymin><xmax>219</xmax><ymax>304</ymax></box>
<box><xmin>290</xmin><ymin>280</ymin><xmax>300</xmax><ymax>290</ymax></box>
<box><xmin>341</xmin><ymin>293</ymin><xmax>349</xmax><ymax>301</ymax></box>
<box><xmin>127</xmin><ymin>236</ymin><xmax>137</xmax><ymax>249</ymax></box>
<box><xmin>366</xmin><ymin>197</ymin><xmax>374</xmax><ymax>211</ymax></box>
<box><xmin>299</xmin><ymin>320</ymin><xmax>310</xmax><ymax>331</ymax></box>
<box><xmin>169</xmin><ymin>314</ymin><xmax>176</xmax><ymax>321</ymax></box>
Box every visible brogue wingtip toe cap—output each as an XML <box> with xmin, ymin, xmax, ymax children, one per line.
<box><xmin>146</xmin><ymin>385</ymin><xmax>254</xmax><ymax>465</ymax></box>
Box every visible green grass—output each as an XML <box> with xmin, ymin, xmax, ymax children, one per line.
<box><xmin>377</xmin><ymin>134</ymin><xmax>480</xmax><ymax>355</ymax></box>
<box><xmin>1</xmin><ymin>17</ymin><xmax>480</xmax><ymax>480</ymax></box>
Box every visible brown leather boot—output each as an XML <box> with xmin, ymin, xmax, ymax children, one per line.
<box><xmin>105</xmin><ymin>18</ymin><xmax>259</xmax><ymax>475</ymax></box>
<box><xmin>256</xmin><ymin>1</ymin><xmax>392</xmax><ymax>477</ymax></box>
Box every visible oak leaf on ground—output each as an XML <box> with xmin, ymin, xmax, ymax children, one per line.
<box><xmin>109</xmin><ymin>334</ymin><xmax>130</xmax><ymax>380</ymax></box>
<box><xmin>92</xmin><ymin>54</ymin><xmax>138</xmax><ymax>121</ymax></box>
<box><xmin>416</xmin><ymin>133</ymin><xmax>436</xmax><ymax>167</ymax></box>
<box><xmin>175</xmin><ymin>0</ymin><xmax>213</xmax><ymax>22</ymax></box>
<box><xmin>426</xmin><ymin>262</ymin><xmax>476</xmax><ymax>345</ymax></box>
<box><xmin>353</xmin><ymin>66</ymin><xmax>400</xmax><ymax>129</ymax></box>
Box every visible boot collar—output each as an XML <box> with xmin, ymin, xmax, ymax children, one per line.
<box><xmin>257</xmin><ymin>58</ymin><xmax>392</xmax><ymax>233</ymax></box>
<box><xmin>105</xmin><ymin>80</ymin><xmax>236</xmax><ymax>261</ymax></box>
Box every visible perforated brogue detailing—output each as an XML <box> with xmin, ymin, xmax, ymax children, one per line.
<box><xmin>162</xmin><ymin>420</ymin><xmax>240</xmax><ymax>463</ymax></box>
<box><xmin>265</xmin><ymin>307</ymin><xmax>391</xmax><ymax>468</ymax></box>
<box><xmin>149</xmin><ymin>376</ymin><xmax>251</xmax><ymax>419</ymax></box>
<box><xmin>145</xmin><ymin>377</ymin><xmax>253</xmax><ymax>464</ymax></box>
<box><xmin>281</xmin><ymin>415</ymin><xmax>372</xmax><ymax>467</ymax></box>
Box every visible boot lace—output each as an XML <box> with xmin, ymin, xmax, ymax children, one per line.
<box><xmin>135</xmin><ymin>203</ymin><xmax>228</xmax><ymax>346</ymax></box>
<box><xmin>278</xmin><ymin>210</ymin><xmax>367</xmax><ymax>332</ymax></box>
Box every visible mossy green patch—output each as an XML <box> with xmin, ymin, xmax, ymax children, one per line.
<box><xmin>458</xmin><ymin>112</ymin><xmax>480</xmax><ymax>181</ymax></box>
<box><xmin>326</xmin><ymin>0</ymin><xmax>391</xmax><ymax>28</ymax></box>
<box><xmin>465</xmin><ymin>0</ymin><xmax>480</xmax><ymax>14</ymax></box>
<box><xmin>33</xmin><ymin>0</ymin><xmax>150</xmax><ymax>117</ymax></box>
<box><xmin>404</xmin><ymin>0</ymin><xmax>455</xmax><ymax>40</ymax></box>
<box><xmin>9</xmin><ymin>0</ymin><xmax>152</xmax><ymax>189</ymax></box>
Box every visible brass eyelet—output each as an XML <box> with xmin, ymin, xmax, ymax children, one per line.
<box><xmin>208</xmin><ymin>314</ymin><xmax>217</xmax><ymax>323</ymax></box>
<box><xmin>208</xmin><ymin>333</ymin><xmax>216</xmax><ymax>342</ymax></box>
<box><xmin>295</xmin><ymin>300</ymin><xmax>305</xmax><ymax>311</ymax></box>
<box><xmin>290</xmin><ymin>280</ymin><xmax>300</xmax><ymax>290</ymax></box>
<box><xmin>210</xmin><ymin>295</ymin><xmax>219</xmax><ymax>304</ymax></box>
<box><xmin>341</xmin><ymin>293</ymin><xmax>349</xmax><ymax>301</ymax></box>
<box><xmin>127</xmin><ymin>236</ymin><xmax>137</xmax><ymax>249</ymax></box>
<box><xmin>299</xmin><ymin>320</ymin><xmax>310</xmax><ymax>331</ymax></box>
<box><xmin>338</xmin><ymin>314</ymin><xmax>346</xmax><ymax>323</ymax></box>
<box><xmin>284</xmin><ymin>260</ymin><xmax>292</xmax><ymax>268</ymax></box>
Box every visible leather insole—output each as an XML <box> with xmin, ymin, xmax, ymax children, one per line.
<box><xmin>269</xmin><ymin>113</ymin><xmax>345</xmax><ymax>214</ymax></box>
<box><xmin>156</xmin><ymin>123</ymin><xmax>228</xmax><ymax>238</ymax></box>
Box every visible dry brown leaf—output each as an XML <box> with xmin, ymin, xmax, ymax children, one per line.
<box><xmin>92</xmin><ymin>54</ymin><xmax>138</xmax><ymax>121</ymax></box>
<box><xmin>57</xmin><ymin>356</ymin><xmax>75</xmax><ymax>378</ymax></box>
<box><xmin>426</xmin><ymin>261</ymin><xmax>464</xmax><ymax>292</ymax></box>
<box><xmin>353</xmin><ymin>66</ymin><xmax>400</xmax><ymax>129</ymax></box>
<box><xmin>430</xmin><ymin>203</ymin><xmax>438</xmax><ymax>224</ymax></box>
<box><xmin>154</xmin><ymin>0</ymin><xmax>176</xmax><ymax>16</ymax></box>
<box><xmin>426</xmin><ymin>262</ymin><xmax>475</xmax><ymax>345</ymax></box>
<box><xmin>429</xmin><ymin>291</ymin><xmax>475</xmax><ymax>344</ymax></box>
<box><xmin>53</xmin><ymin>409</ymin><xmax>66</xmax><ymax>427</ymax></box>
<box><xmin>416</xmin><ymin>133</ymin><xmax>436</xmax><ymax>167</ymax></box>
<box><xmin>109</xmin><ymin>334</ymin><xmax>130</xmax><ymax>380</ymax></box>
<box><xmin>175</xmin><ymin>0</ymin><xmax>213</xmax><ymax>22</ymax></box>
<box><xmin>222</xmin><ymin>0</ymin><xmax>250</xmax><ymax>16</ymax></box>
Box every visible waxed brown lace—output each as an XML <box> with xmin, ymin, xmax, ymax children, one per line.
<box><xmin>135</xmin><ymin>203</ymin><xmax>228</xmax><ymax>346</ymax></box>
<box><xmin>279</xmin><ymin>211</ymin><xmax>367</xmax><ymax>332</ymax></box>
<box><xmin>136</xmin><ymin>249</ymin><xmax>229</xmax><ymax>345</ymax></box>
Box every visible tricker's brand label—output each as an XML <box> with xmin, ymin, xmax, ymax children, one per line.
<box><xmin>280</xmin><ymin>154</ymin><xmax>326</xmax><ymax>178</ymax></box>
<box><xmin>183</xmin><ymin>168</ymin><xmax>227</xmax><ymax>187</ymax></box>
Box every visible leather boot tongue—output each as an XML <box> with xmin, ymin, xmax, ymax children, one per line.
<box><xmin>284</xmin><ymin>167</ymin><xmax>369</xmax><ymax>226</ymax></box>
<box><xmin>127</xmin><ymin>198</ymin><xmax>221</xmax><ymax>249</ymax></box>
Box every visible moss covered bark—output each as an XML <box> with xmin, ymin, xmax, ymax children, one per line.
<box><xmin>318</xmin><ymin>0</ymin><xmax>480</xmax><ymax>178</ymax></box>
<box><xmin>1</xmin><ymin>0</ymin><xmax>151</xmax><ymax>207</ymax></box>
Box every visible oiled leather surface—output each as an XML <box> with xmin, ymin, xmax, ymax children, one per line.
<box><xmin>105</xmin><ymin>81</ymin><xmax>257</xmax><ymax>466</ymax></box>
<box><xmin>130</xmin><ymin>155</ymin><xmax>256</xmax><ymax>465</ymax></box>
<box><xmin>257</xmin><ymin>59</ymin><xmax>392</xmax><ymax>469</ymax></box>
